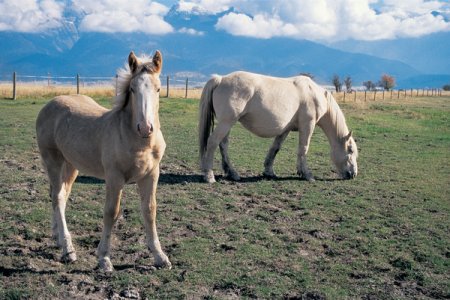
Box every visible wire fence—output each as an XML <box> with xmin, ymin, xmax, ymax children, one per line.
<box><xmin>0</xmin><ymin>72</ymin><xmax>447</xmax><ymax>101</ymax></box>
<box><xmin>0</xmin><ymin>72</ymin><xmax>207</xmax><ymax>100</ymax></box>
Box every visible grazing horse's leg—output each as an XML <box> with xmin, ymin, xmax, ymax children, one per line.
<box><xmin>297</xmin><ymin>119</ymin><xmax>316</xmax><ymax>181</ymax></box>
<box><xmin>219</xmin><ymin>133</ymin><xmax>240</xmax><ymax>181</ymax></box>
<box><xmin>202</xmin><ymin>121</ymin><xmax>235</xmax><ymax>183</ymax></box>
<box><xmin>137</xmin><ymin>168</ymin><xmax>171</xmax><ymax>269</ymax></box>
<box><xmin>263</xmin><ymin>131</ymin><xmax>290</xmax><ymax>178</ymax></box>
<box><xmin>42</xmin><ymin>150</ymin><xmax>77</xmax><ymax>262</ymax></box>
<box><xmin>97</xmin><ymin>176</ymin><xmax>124</xmax><ymax>272</ymax></box>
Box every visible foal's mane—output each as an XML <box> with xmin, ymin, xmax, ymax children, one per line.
<box><xmin>113</xmin><ymin>54</ymin><xmax>157</xmax><ymax>110</ymax></box>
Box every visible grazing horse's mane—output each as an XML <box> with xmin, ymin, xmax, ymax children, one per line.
<box><xmin>113</xmin><ymin>54</ymin><xmax>157</xmax><ymax>110</ymax></box>
<box><xmin>323</xmin><ymin>90</ymin><xmax>349</xmax><ymax>138</ymax></box>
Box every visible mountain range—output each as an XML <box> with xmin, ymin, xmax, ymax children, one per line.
<box><xmin>1</xmin><ymin>5</ymin><xmax>449</xmax><ymax>89</ymax></box>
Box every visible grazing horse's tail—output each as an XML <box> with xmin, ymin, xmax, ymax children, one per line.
<box><xmin>199</xmin><ymin>75</ymin><xmax>222</xmax><ymax>160</ymax></box>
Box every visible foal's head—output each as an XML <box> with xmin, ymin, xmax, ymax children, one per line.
<box><xmin>128</xmin><ymin>50</ymin><xmax>162</xmax><ymax>138</ymax></box>
<box><xmin>332</xmin><ymin>131</ymin><xmax>358</xmax><ymax>179</ymax></box>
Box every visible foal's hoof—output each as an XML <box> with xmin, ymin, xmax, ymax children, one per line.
<box><xmin>61</xmin><ymin>251</ymin><xmax>77</xmax><ymax>263</ymax></box>
<box><xmin>98</xmin><ymin>257</ymin><xmax>114</xmax><ymax>273</ymax></box>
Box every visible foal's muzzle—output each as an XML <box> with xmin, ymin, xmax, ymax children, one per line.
<box><xmin>137</xmin><ymin>123</ymin><xmax>153</xmax><ymax>138</ymax></box>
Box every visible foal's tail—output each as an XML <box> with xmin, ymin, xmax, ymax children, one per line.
<box><xmin>199</xmin><ymin>75</ymin><xmax>222</xmax><ymax>160</ymax></box>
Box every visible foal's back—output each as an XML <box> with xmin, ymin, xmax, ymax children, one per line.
<box><xmin>36</xmin><ymin>95</ymin><xmax>110</xmax><ymax>178</ymax></box>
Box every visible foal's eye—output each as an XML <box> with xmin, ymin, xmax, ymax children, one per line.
<box><xmin>157</xmin><ymin>88</ymin><xmax>161</xmax><ymax>93</ymax></box>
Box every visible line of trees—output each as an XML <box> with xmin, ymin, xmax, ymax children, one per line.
<box><xmin>331</xmin><ymin>74</ymin><xmax>396</xmax><ymax>92</ymax></box>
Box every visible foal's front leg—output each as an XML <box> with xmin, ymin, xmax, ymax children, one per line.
<box><xmin>137</xmin><ymin>168</ymin><xmax>171</xmax><ymax>269</ymax></box>
<box><xmin>97</xmin><ymin>177</ymin><xmax>124</xmax><ymax>272</ymax></box>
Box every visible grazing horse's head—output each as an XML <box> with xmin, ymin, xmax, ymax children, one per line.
<box><xmin>332</xmin><ymin>131</ymin><xmax>358</xmax><ymax>179</ymax></box>
<box><xmin>128</xmin><ymin>50</ymin><xmax>162</xmax><ymax>138</ymax></box>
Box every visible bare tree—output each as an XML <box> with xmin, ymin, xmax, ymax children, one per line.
<box><xmin>379</xmin><ymin>74</ymin><xmax>396</xmax><ymax>90</ymax></box>
<box><xmin>344</xmin><ymin>76</ymin><xmax>352</xmax><ymax>92</ymax></box>
<box><xmin>332</xmin><ymin>74</ymin><xmax>342</xmax><ymax>92</ymax></box>
<box><xmin>363</xmin><ymin>80</ymin><xmax>376</xmax><ymax>91</ymax></box>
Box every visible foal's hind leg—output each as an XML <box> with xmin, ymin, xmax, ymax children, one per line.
<box><xmin>42</xmin><ymin>150</ymin><xmax>78</xmax><ymax>262</ymax></box>
<box><xmin>52</xmin><ymin>162</ymin><xmax>78</xmax><ymax>247</ymax></box>
<box><xmin>263</xmin><ymin>131</ymin><xmax>290</xmax><ymax>178</ymax></box>
<box><xmin>219</xmin><ymin>133</ymin><xmax>240</xmax><ymax>181</ymax></box>
<box><xmin>202</xmin><ymin>121</ymin><xmax>235</xmax><ymax>183</ymax></box>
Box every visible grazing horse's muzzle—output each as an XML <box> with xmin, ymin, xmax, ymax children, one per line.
<box><xmin>343</xmin><ymin>170</ymin><xmax>357</xmax><ymax>180</ymax></box>
<box><xmin>137</xmin><ymin>123</ymin><xmax>153</xmax><ymax>138</ymax></box>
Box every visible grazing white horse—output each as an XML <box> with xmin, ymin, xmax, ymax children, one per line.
<box><xmin>199</xmin><ymin>71</ymin><xmax>358</xmax><ymax>183</ymax></box>
<box><xmin>36</xmin><ymin>51</ymin><xmax>171</xmax><ymax>272</ymax></box>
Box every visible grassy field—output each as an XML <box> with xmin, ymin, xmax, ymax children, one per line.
<box><xmin>0</xmin><ymin>94</ymin><xmax>449</xmax><ymax>299</ymax></box>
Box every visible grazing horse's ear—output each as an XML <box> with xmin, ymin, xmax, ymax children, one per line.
<box><xmin>344</xmin><ymin>130</ymin><xmax>353</xmax><ymax>141</ymax></box>
<box><xmin>128</xmin><ymin>51</ymin><xmax>139</xmax><ymax>73</ymax></box>
<box><xmin>153</xmin><ymin>50</ymin><xmax>162</xmax><ymax>73</ymax></box>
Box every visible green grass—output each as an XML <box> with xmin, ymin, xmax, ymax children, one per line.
<box><xmin>0</xmin><ymin>96</ymin><xmax>449</xmax><ymax>299</ymax></box>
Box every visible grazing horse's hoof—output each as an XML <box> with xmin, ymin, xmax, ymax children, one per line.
<box><xmin>61</xmin><ymin>251</ymin><xmax>77</xmax><ymax>263</ymax></box>
<box><xmin>203</xmin><ymin>171</ymin><xmax>216</xmax><ymax>183</ymax></box>
<box><xmin>155</xmin><ymin>255</ymin><xmax>172</xmax><ymax>270</ymax></box>
<box><xmin>298</xmin><ymin>171</ymin><xmax>315</xmax><ymax>182</ymax></box>
<box><xmin>263</xmin><ymin>171</ymin><xmax>277</xmax><ymax>179</ymax></box>
<box><xmin>226</xmin><ymin>171</ymin><xmax>241</xmax><ymax>181</ymax></box>
<box><xmin>98</xmin><ymin>257</ymin><xmax>114</xmax><ymax>273</ymax></box>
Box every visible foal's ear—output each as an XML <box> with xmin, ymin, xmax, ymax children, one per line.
<box><xmin>152</xmin><ymin>50</ymin><xmax>163</xmax><ymax>73</ymax></box>
<box><xmin>128</xmin><ymin>51</ymin><xmax>139</xmax><ymax>73</ymax></box>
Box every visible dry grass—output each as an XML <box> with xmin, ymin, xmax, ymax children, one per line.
<box><xmin>0</xmin><ymin>82</ymin><xmax>204</xmax><ymax>100</ymax></box>
<box><xmin>332</xmin><ymin>89</ymin><xmax>450</xmax><ymax>103</ymax></box>
<box><xmin>2</xmin><ymin>82</ymin><xmax>448</xmax><ymax>102</ymax></box>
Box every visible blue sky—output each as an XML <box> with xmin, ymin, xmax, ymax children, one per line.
<box><xmin>0</xmin><ymin>0</ymin><xmax>449</xmax><ymax>42</ymax></box>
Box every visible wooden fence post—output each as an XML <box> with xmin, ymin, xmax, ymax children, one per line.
<box><xmin>397</xmin><ymin>90</ymin><xmax>400</xmax><ymax>99</ymax></box>
<box><xmin>115</xmin><ymin>74</ymin><xmax>118</xmax><ymax>96</ymax></box>
<box><xmin>364</xmin><ymin>90</ymin><xmax>367</xmax><ymax>101</ymax></box>
<box><xmin>354</xmin><ymin>91</ymin><xmax>357</xmax><ymax>102</ymax></box>
<box><xmin>12</xmin><ymin>72</ymin><xmax>16</xmax><ymax>100</ymax></box>
<box><xmin>76</xmin><ymin>74</ymin><xmax>80</xmax><ymax>94</ymax></box>
<box><xmin>166</xmin><ymin>76</ymin><xmax>170</xmax><ymax>98</ymax></box>
<box><xmin>382</xmin><ymin>90</ymin><xmax>385</xmax><ymax>100</ymax></box>
<box><xmin>343</xmin><ymin>91</ymin><xmax>346</xmax><ymax>102</ymax></box>
<box><xmin>373</xmin><ymin>90</ymin><xmax>376</xmax><ymax>101</ymax></box>
<box><xmin>185</xmin><ymin>78</ymin><xmax>188</xmax><ymax>98</ymax></box>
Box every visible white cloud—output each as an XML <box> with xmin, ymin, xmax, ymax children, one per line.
<box><xmin>178</xmin><ymin>27</ymin><xmax>204</xmax><ymax>35</ymax></box>
<box><xmin>216</xmin><ymin>12</ymin><xmax>298</xmax><ymax>39</ymax></box>
<box><xmin>74</xmin><ymin>0</ymin><xmax>173</xmax><ymax>34</ymax></box>
<box><xmin>209</xmin><ymin>0</ymin><xmax>450</xmax><ymax>41</ymax></box>
<box><xmin>0</xmin><ymin>0</ymin><xmax>64</xmax><ymax>32</ymax></box>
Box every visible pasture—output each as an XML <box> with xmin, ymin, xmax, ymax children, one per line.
<box><xmin>0</xmin><ymin>94</ymin><xmax>449</xmax><ymax>299</ymax></box>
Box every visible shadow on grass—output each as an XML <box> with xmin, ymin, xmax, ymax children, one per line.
<box><xmin>75</xmin><ymin>173</ymin><xmax>342</xmax><ymax>185</ymax></box>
